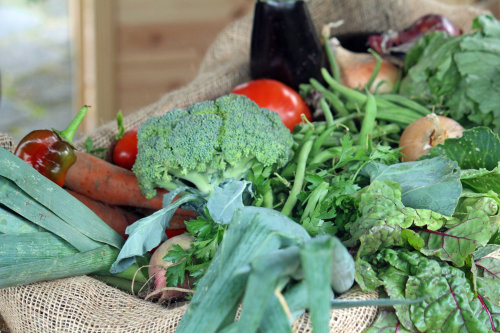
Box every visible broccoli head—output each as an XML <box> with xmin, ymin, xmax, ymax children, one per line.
<box><xmin>133</xmin><ymin>94</ymin><xmax>294</xmax><ymax>198</ymax></box>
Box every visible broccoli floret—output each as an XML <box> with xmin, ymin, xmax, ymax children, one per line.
<box><xmin>133</xmin><ymin>94</ymin><xmax>294</xmax><ymax>198</ymax></box>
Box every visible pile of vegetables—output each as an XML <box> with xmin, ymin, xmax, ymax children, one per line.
<box><xmin>2</xmin><ymin>1</ymin><xmax>500</xmax><ymax>332</ymax></box>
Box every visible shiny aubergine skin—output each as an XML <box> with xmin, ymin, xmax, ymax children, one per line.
<box><xmin>250</xmin><ymin>0</ymin><xmax>324</xmax><ymax>90</ymax></box>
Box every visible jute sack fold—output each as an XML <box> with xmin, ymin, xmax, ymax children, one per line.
<box><xmin>0</xmin><ymin>0</ymin><xmax>488</xmax><ymax>331</ymax></box>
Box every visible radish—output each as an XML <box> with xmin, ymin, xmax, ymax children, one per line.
<box><xmin>148</xmin><ymin>233</ymin><xmax>194</xmax><ymax>302</ymax></box>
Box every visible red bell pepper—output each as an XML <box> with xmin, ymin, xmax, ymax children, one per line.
<box><xmin>14</xmin><ymin>105</ymin><xmax>89</xmax><ymax>186</ymax></box>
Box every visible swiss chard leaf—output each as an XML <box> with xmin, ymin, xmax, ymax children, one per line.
<box><xmin>418</xmin><ymin>208</ymin><xmax>492</xmax><ymax>267</ymax></box>
<box><xmin>364</xmin><ymin>310</ymin><xmax>412</xmax><ymax>333</ymax></box>
<box><xmin>347</xmin><ymin>180</ymin><xmax>451</xmax><ymax>246</ymax></box>
<box><xmin>368</xmin><ymin>249</ymin><xmax>491</xmax><ymax>332</ymax></box>
<box><xmin>363</xmin><ymin>156</ymin><xmax>462</xmax><ymax>216</ymax></box>
<box><xmin>474</xmin><ymin>249</ymin><xmax>500</xmax><ymax>331</ymax></box>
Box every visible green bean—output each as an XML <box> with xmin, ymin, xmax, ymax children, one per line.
<box><xmin>377</xmin><ymin>107</ymin><xmax>422</xmax><ymax>125</ymax></box>
<box><xmin>320</xmin><ymin>97</ymin><xmax>334</xmax><ymax>128</ymax></box>
<box><xmin>378</xmin><ymin>94</ymin><xmax>430</xmax><ymax>116</ymax></box>
<box><xmin>365</xmin><ymin>49</ymin><xmax>382</xmax><ymax>93</ymax></box>
<box><xmin>321</xmin><ymin>68</ymin><xmax>367</xmax><ymax>103</ymax></box>
<box><xmin>358</xmin><ymin>93</ymin><xmax>377</xmax><ymax>149</ymax></box>
<box><xmin>281</xmin><ymin>139</ymin><xmax>314</xmax><ymax>217</ymax></box>
<box><xmin>322</xmin><ymin>35</ymin><xmax>341</xmax><ymax>82</ymax></box>
<box><xmin>310</xmin><ymin>79</ymin><xmax>357</xmax><ymax>131</ymax></box>
<box><xmin>321</xmin><ymin>68</ymin><xmax>397</xmax><ymax>110</ymax></box>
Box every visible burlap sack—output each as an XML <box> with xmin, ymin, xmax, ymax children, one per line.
<box><xmin>0</xmin><ymin>0</ymin><xmax>489</xmax><ymax>331</ymax></box>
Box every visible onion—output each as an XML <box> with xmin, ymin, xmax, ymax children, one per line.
<box><xmin>328</xmin><ymin>37</ymin><xmax>400</xmax><ymax>93</ymax></box>
<box><xmin>399</xmin><ymin>113</ymin><xmax>464</xmax><ymax>161</ymax></box>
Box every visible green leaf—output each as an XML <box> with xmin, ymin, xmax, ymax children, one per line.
<box><xmin>418</xmin><ymin>208</ymin><xmax>492</xmax><ymax>266</ymax></box>
<box><xmin>0</xmin><ymin>177</ymin><xmax>102</xmax><ymax>252</ymax></box>
<box><xmin>300</xmin><ymin>236</ymin><xmax>334</xmax><ymax>333</ymax></box>
<box><xmin>110</xmin><ymin>193</ymin><xmax>200</xmax><ymax>273</ymax></box>
<box><xmin>399</xmin><ymin>16</ymin><xmax>500</xmax><ymax>132</ymax></box>
<box><xmin>427</xmin><ymin>127</ymin><xmax>500</xmax><ymax>171</ymax></box>
<box><xmin>476</xmin><ymin>277</ymin><xmax>500</xmax><ymax>332</ymax></box>
<box><xmin>364</xmin><ymin>156</ymin><xmax>462</xmax><ymax>216</ymax></box>
<box><xmin>475</xmin><ymin>255</ymin><xmax>500</xmax><ymax>281</ymax></box>
<box><xmin>364</xmin><ymin>310</ymin><xmax>412</xmax><ymax>333</ymax></box>
<box><xmin>355</xmin><ymin>258</ymin><xmax>383</xmax><ymax>291</ymax></box>
<box><xmin>372</xmin><ymin>249</ymin><xmax>490</xmax><ymax>332</ymax></box>
<box><xmin>83</xmin><ymin>137</ymin><xmax>107</xmax><ymax>160</ymax></box>
<box><xmin>0</xmin><ymin>206</ymin><xmax>42</xmax><ymax>234</ymax></box>
<box><xmin>207</xmin><ymin>180</ymin><xmax>250</xmax><ymax>225</ymax></box>
<box><xmin>357</xmin><ymin>225</ymin><xmax>405</xmax><ymax>259</ymax></box>
<box><xmin>0</xmin><ymin>232</ymin><xmax>77</xmax><ymax>266</ymax></box>
<box><xmin>348</xmin><ymin>181</ymin><xmax>451</xmax><ymax>245</ymax></box>
<box><xmin>230</xmin><ymin>246</ymin><xmax>300</xmax><ymax>333</ymax></box>
<box><xmin>165</xmin><ymin>259</ymin><xmax>187</xmax><ymax>287</ymax></box>
<box><xmin>461</xmin><ymin>166</ymin><xmax>500</xmax><ymax>194</ymax></box>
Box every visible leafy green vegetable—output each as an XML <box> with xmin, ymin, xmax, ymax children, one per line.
<box><xmin>0</xmin><ymin>147</ymin><xmax>149</xmax><ymax>290</ymax></box>
<box><xmin>461</xmin><ymin>167</ymin><xmax>500</xmax><ymax>195</ymax></box>
<box><xmin>206</xmin><ymin>180</ymin><xmax>250</xmax><ymax>225</ymax></box>
<box><xmin>176</xmin><ymin>206</ymin><xmax>311</xmax><ymax>333</ymax></box>
<box><xmin>110</xmin><ymin>190</ymin><xmax>201</xmax><ymax>273</ymax></box>
<box><xmin>0</xmin><ymin>206</ymin><xmax>42</xmax><ymax>234</ymax></box>
<box><xmin>346</xmin><ymin>180</ymin><xmax>451</xmax><ymax>246</ymax></box>
<box><xmin>300</xmin><ymin>236</ymin><xmax>335</xmax><ymax>333</ymax></box>
<box><xmin>426</xmin><ymin>127</ymin><xmax>500</xmax><ymax>171</ymax></box>
<box><xmin>400</xmin><ymin>15</ymin><xmax>500</xmax><ymax>132</ymax></box>
<box><xmin>164</xmin><ymin>214</ymin><xmax>226</xmax><ymax>286</ymax></box>
<box><xmin>361</xmin><ymin>249</ymin><xmax>496</xmax><ymax>332</ymax></box>
<box><xmin>418</xmin><ymin>207</ymin><xmax>492</xmax><ymax>266</ymax></box>
<box><xmin>363</xmin><ymin>156</ymin><xmax>462</xmax><ymax>216</ymax></box>
<box><xmin>363</xmin><ymin>310</ymin><xmax>412</xmax><ymax>333</ymax></box>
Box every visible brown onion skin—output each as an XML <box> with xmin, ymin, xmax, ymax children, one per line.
<box><xmin>342</xmin><ymin>60</ymin><xmax>400</xmax><ymax>94</ymax></box>
<box><xmin>328</xmin><ymin>38</ymin><xmax>400</xmax><ymax>94</ymax></box>
<box><xmin>399</xmin><ymin>114</ymin><xmax>464</xmax><ymax>162</ymax></box>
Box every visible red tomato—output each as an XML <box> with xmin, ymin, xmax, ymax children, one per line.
<box><xmin>113</xmin><ymin>129</ymin><xmax>138</xmax><ymax>170</ymax></box>
<box><xmin>231</xmin><ymin>78</ymin><xmax>312</xmax><ymax>131</ymax></box>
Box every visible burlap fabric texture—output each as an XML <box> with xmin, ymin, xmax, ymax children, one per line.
<box><xmin>0</xmin><ymin>0</ymin><xmax>489</xmax><ymax>331</ymax></box>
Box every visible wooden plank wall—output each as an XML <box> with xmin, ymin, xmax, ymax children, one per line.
<box><xmin>115</xmin><ymin>0</ymin><xmax>254</xmax><ymax>116</ymax></box>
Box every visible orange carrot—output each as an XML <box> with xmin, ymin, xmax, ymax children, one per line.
<box><xmin>65</xmin><ymin>151</ymin><xmax>198</xmax><ymax>226</ymax></box>
<box><xmin>66</xmin><ymin>189</ymin><xmax>140</xmax><ymax>238</ymax></box>
<box><xmin>65</xmin><ymin>151</ymin><xmax>165</xmax><ymax>210</ymax></box>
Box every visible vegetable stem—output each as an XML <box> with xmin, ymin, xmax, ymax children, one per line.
<box><xmin>358</xmin><ymin>92</ymin><xmax>377</xmax><ymax>149</ymax></box>
<box><xmin>58</xmin><ymin>105</ymin><xmax>90</xmax><ymax>144</ymax></box>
